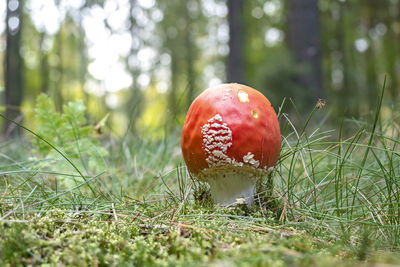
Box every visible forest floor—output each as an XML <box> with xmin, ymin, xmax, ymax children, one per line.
<box><xmin>2</xmin><ymin>202</ymin><xmax>400</xmax><ymax>266</ymax></box>
<box><xmin>1</xmin><ymin>95</ymin><xmax>400</xmax><ymax>266</ymax></box>
<box><xmin>2</xmin><ymin>132</ymin><xmax>400</xmax><ymax>266</ymax></box>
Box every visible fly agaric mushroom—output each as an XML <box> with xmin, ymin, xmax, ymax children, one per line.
<box><xmin>181</xmin><ymin>83</ymin><xmax>281</xmax><ymax>206</ymax></box>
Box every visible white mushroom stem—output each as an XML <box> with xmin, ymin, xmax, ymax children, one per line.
<box><xmin>208</xmin><ymin>176</ymin><xmax>257</xmax><ymax>206</ymax></box>
<box><xmin>205</xmin><ymin>170</ymin><xmax>260</xmax><ymax>206</ymax></box>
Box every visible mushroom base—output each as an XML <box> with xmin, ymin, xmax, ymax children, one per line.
<box><xmin>198</xmin><ymin>166</ymin><xmax>266</xmax><ymax>206</ymax></box>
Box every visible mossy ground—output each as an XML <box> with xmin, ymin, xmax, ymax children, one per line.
<box><xmin>2</xmin><ymin>203</ymin><xmax>400</xmax><ymax>266</ymax></box>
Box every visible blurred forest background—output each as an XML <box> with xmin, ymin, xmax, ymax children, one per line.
<box><xmin>1</xmin><ymin>0</ymin><xmax>399</xmax><ymax>138</ymax></box>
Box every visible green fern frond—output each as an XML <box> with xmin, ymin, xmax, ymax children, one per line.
<box><xmin>32</xmin><ymin>94</ymin><xmax>108</xmax><ymax>186</ymax></box>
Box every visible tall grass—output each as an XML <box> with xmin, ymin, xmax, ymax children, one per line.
<box><xmin>0</xmin><ymin>80</ymin><xmax>399</xmax><ymax>251</ymax></box>
<box><xmin>274</xmin><ymin>79</ymin><xmax>400</xmax><ymax>247</ymax></box>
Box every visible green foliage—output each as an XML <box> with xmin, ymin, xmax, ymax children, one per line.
<box><xmin>1</xmin><ymin>87</ymin><xmax>400</xmax><ymax>265</ymax></box>
<box><xmin>32</xmin><ymin>94</ymin><xmax>108</xmax><ymax>180</ymax></box>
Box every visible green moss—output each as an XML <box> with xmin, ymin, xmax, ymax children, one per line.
<box><xmin>0</xmin><ymin>208</ymin><xmax>390</xmax><ymax>266</ymax></box>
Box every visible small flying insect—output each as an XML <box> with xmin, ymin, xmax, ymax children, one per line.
<box><xmin>316</xmin><ymin>99</ymin><xmax>326</xmax><ymax>109</ymax></box>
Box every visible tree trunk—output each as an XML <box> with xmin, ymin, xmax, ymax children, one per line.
<box><xmin>77</xmin><ymin>12</ymin><xmax>91</xmax><ymax>118</ymax></box>
<box><xmin>3</xmin><ymin>0</ymin><xmax>24</xmax><ymax>136</ymax></box>
<box><xmin>337</xmin><ymin>2</ymin><xmax>349</xmax><ymax>95</ymax></box>
<box><xmin>126</xmin><ymin>0</ymin><xmax>143</xmax><ymax>134</ymax></box>
<box><xmin>383</xmin><ymin>1</ymin><xmax>399</xmax><ymax>100</ymax></box>
<box><xmin>336</xmin><ymin>1</ymin><xmax>358</xmax><ymax>117</ymax></box>
<box><xmin>361</xmin><ymin>6</ymin><xmax>378</xmax><ymax>110</ymax></box>
<box><xmin>39</xmin><ymin>31</ymin><xmax>49</xmax><ymax>93</ymax></box>
<box><xmin>227</xmin><ymin>0</ymin><xmax>245</xmax><ymax>83</ymax></box>
<box><xmin>185</xmin><ymin>1</ymin><xmax>196</xmax><ymax>109</ymax></box>
<box><xmin>54</xmin><ymin>28</ymin><xmax>64</xmax><ymax>111</ymax></box>
<box><xmin>169</xmin><ymin>50</ymin><xmax>178</xmax><ymax>120</ymax></box>
<box><xmin>287</xmin><ymin>0</ymin><xmax>323</xmax><ymax>98</ymax></box>
<box><xmin>384</xmin><ymin>20</ymin><xmax>398</xmax><ymax>100</ymax></box>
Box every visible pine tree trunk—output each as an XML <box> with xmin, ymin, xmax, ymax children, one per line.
<box><xmin>361</xmin><ymin>6</ymin><xmax>378</xmax><ymax>110</ymax></box>
<box><xmin>287</xmin><ymin>0</ymin><xmax>323</xmax><ymax>98</ymax></box>
<box><xmin>185</xmin><ymin>1</ymin><xmax>196</xmax><ymax>109</ymax></box>
<box><xmin>227</xmin><ymin>0</ymin><xmax>245</xmax><ymax>83</ymax></box>
<box><xmin>3</xmin><ymin>0</ymin><xmax>24</xmax><ymax>136</ymax></box>
<box><xmin>169</xmin><ymin>51</ymin><xmax>178</xmax><ymax>120</ymax></box>
<box><xmin>384</xmin><ymin>1</ymin><xmax>399</xmax><ymax>100</ymax></box>
<box><xmin>39</xmin><ymin>31</ymin><xmax>49</xmax><ymax>93</ymax></box>
<box><xmin>55</xmin><ymin>29</ymin><xmax>64</xmax><ymax>111</ymax></box>
<box><xmin>336</xmin><ymin>1</ymin><xmax>357</xmax><ymax>116</ymax></box>
<box><xmin>125</xmin><ymin>0</ymin><xmax>144</xmax><ymax>134</ymax></box>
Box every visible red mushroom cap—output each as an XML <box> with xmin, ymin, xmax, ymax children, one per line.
<box><xmin>181</xmin><ymin>83</ymin><xmax>281</xmax><ymax>180</ymax></box>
